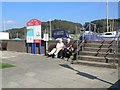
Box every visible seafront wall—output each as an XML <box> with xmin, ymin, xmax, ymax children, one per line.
<box><xmin>0</xmin><ymin>40</ymin><xmax>119</xmax><ymax>55</ymax></box>
<box><xmin>0</xmin><ymin>40</ymin><xmax>46</xmax><ymax>54</ymax></box>
<box><xmin>0</xmin><ymin>40</ymin><xmax>64</xmax><ymax>54</ymax></box>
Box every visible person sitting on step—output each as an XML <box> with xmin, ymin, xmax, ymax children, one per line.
<box><xmin>62</xmin><ymin>38</ymin><xmax>74</xmax><ymax>60</ymax></box>
<box><xmin>47</xmin><ymin>38</ymin><xmax>64</xmax><ymax>58</ymax></box>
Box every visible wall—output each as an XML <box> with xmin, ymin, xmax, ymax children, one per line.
<box><xmin>0</xmin><ymin>40</ymin><xmax>46</xmax><ymax>54</ymax></box>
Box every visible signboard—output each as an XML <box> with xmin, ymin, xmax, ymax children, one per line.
<box><xmin>34</xmin><ymin>25</ymin><xmax>41</xmax><ymax>43</ymax></box>
<box><xmin>26</xmin><ymin>26</ymin><xmax>34</xmax><ymax>43</ymax></box>
<box><xmin>26</xmin><ymin>19</ymin><xmax>42</xmax><ymax>43</ymax></box>
<box><xmin>43</xmin><ymin>34</ymin><xmax>49</xmax><ymax>41</ymax></box>
<box><xmin>26</xmin><ymin>19</ymin><xmax>42</xmax><ymax>54</ymax></box>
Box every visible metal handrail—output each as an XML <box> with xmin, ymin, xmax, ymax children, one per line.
<box><xmin>112</xmin><ymin>30</ymin><xmax>119</xmax><ymax>65</ymax></box>
<box><xmin>82</xmin><ymin>23</ymin><xmax>104</xmax><ymax>41</ymax></box>
<box><xmin>77</xmin><ymin>40</ymin><xmax>85</xmax><ymax>52</ymax></box>
<box><xmin>104</xmin><ymin>30</ymin><xmax>119</xmax><ymax>65</ymax></box>
<box><xmin>75</xmin><ymin>25</ymin><xmax>88</xmax><ymax>60</ymax></box>
<box><xmin>83</xmin><ymin>23</ymin><xmax>119</xmax><ymax>65</ymax></box>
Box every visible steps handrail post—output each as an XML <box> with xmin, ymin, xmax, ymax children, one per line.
<box><xmin>116</xmin><ymin>30</ymin><xmax>119</xmax><ymax>55</ymax></box>
<box><xmin>113</xmin><ymin>30</ymin><xmax>118</xmax><ymax>65</ymax></box>
<box><xmin>89</xmin><ymin>23</ymin><xmax>91</xmax><ymax>40</ymax></box>
<box><xmin>116</xmin><ymin>30</ymin><xmax>119</xmax><ymax>65</ymax></box>
<box><xmin>113</xmin><ymin>43</ymin><xmax>115</xmax><ymax>65</ymax></box>
<box><xmin>76</xmin><ymin>26</ymin><xmax>78</xmax><ymax>61</ymax></box>
<box><xmin>82</xmin><ymin>31</ymin><xmax>84</xmax><ymax>51</ymax></box>
<box><xmin>114</xmin><ymin>30</ymin><xmax>119</xmax><ymax>65</ymax></box>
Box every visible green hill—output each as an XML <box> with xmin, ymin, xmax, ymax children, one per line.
<box><xmin>5</xmin><ymin>19</ymin><xmax>82</xmax><ymax>39</ymax></box>
<box><xmin>5</xmin><ymin>18</ymin><xmax>120</xmax><ymax>39</ymax></box>
<box><xmin>6</xmin><ymin>27</ymin><xmax>26</xmax><ymax>39</ymax></box>
<box><xmin>89</xmin><ymin>18</ymin><xmax>120</xmax><ymax>33</ymax></box>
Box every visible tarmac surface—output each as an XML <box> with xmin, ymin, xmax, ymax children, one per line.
<box><xmin>1</xmin><ymin>51</ymin><xmax>119</xmax><ymax>88</ymax></box>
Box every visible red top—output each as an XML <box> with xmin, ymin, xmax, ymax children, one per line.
<box><xmin>26</xmin><ymin>19</ymin><xmax>42</xmax><ymax>26</ymax></box>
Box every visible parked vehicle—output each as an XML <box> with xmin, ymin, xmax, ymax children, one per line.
<box><xmin>100</xmin><ymin>30</ymin><xmax>120</xmax><ymax>40</ymax></box>
<box><xmin>52</xmin><ymin>29</ymin><xmax>71</xmax><ymax>40</ymax></box>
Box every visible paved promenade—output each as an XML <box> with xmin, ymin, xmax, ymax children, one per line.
<box><xmin>1</xmin><ymin>51</ymin><xmax>119</xmax><ymax>88</ymax></box>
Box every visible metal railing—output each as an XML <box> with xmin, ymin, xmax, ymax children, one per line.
<box><xmin>104</xmin><ymin>30</ymin><xmax>119</xmax><ymax>65</ymax></box>
<box><xmin>80</xmin><ymin>23</ymin><xmax>119</xmax><ymax>65</ymax></box>
<box><xmin>75</xmin><ymin>25</ymin><xmax>88</xmax><ymax>61</ymax></box>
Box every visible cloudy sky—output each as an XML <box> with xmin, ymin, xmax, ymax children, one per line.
<box><xmin>1</xmin><ymin>1</ymin><xmax>119</xmax><ymax>31</ymax></box>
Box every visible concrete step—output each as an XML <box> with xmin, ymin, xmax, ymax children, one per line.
<box><xmin>70</xmin><ymin>40</ymin><xmax>119</xmax><ymax>69</ymax></box>
<box><xmin>118</xmin><ymin>49</ymin><xmax>120</xmax><ymax>53</ymax></box>
<box><xmin>84</xmin><ymin>43</ymin><xmax>114</xmax><ymax>48</ymax></box>
<box><xmin>73</xmin><ymin>60</ymin><xmax>118</xmax><ymax>69</ymax></box>
<box><xmin>85</xmin><ymin>40</ymin><xmax>116</xmax><ymax>44</ymax></box>
<box><xmin>78</xmin><ymin>55</ymin><xmax>119</xmax><ymax>63</ymax></box>
<box><xmin>79</xmin><ymin>51</ymin><xmax>117</xmax><ymax>58</ymax></box>
<box><xmin>116</xmin><ymin>53</ymin><xmax>120</xmax><ymax>58</ymax></box>
<box><xmin>84</xmin><ymin>47</ymin><xmax>110</xmax><ymax>53</ymax></box>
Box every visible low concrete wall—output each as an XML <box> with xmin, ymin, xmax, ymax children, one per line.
<box><xmin>7</xmin><ymin>40</ymin><xmax>26</xmax><ymax>52</ymax></box>
<box><xmin>1</xmin><ymin>40</ymin><xmax>119</xmax><ymax>55</ymax></box>
<box><xmin>0</xmin><ymin>40</ymin><xmax>46</xmax><ymax>54</ymax></box>
<box><xmin>0</xmin><ymin>40</ymin><xmax>79</xmax><ymax>54</ymax></box>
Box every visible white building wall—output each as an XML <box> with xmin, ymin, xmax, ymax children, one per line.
<box><xmin>0</xmin><ymin>32</ymin><xmax>9</xmax><ymax>40</ymax></box>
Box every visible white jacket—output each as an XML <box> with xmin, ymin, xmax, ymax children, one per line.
<box><xmin>56</xmin><ymin>42</ymin><xmax>64</xmax><ymax>49</ymax></box>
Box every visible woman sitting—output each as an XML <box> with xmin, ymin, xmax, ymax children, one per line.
<box><xmin>62</xmin><ymin>38</ymin><xmax>74</xmax><ymax>60</ymax></box>
<box><xmin>47</xmin><ymin>38</ymin><xmax>64</xmax><ymax>58</ymax></box>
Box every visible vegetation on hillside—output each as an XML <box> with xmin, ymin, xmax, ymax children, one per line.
<box><xmin>5</xmin><ymin>19</ymin><xmax>82</xmax><ymax>39</ymax></box>
<box><xmin>91</xmin><ymin>18</ymin><xmax>120</xmax><ymax>33</ymax></box>
<box><xmin>5</xmin><ymin>18</ymin><xmax>120</xmax><ymax>39</ymax></box>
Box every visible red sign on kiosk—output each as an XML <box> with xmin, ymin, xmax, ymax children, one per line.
<box><xmin>26</xmin><ymin>19</ymin><xmax>42</xmax><ymax>26</ymax></box>
<box><xmin>34</xmin><ymin>40</ymin><xmax>41</xmax><ymax>43</ymax></box>
<box><xmin>26</xmin><ymin>19</ymin><xmax>42</xmax><ymax>43</ymax></box>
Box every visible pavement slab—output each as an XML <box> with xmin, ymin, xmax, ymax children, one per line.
<box><xmin>1</xmin><ymin>51</ymin><xmax>119</xmax><ymax>88</ymax></box>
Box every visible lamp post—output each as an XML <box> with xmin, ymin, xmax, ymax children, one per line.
<box><xmin>106</xmin><ymin>0</ymin><xmax>109</xmax><ymax>32</ymax></box>
<box><xmin>49</xmin><ymin>19</ymin><xmax>52</xmax><ymax>40</ymax></box>
<box><xmin>90</xmin><ymin>22</ymin><xmax>97</xmax><ymax>33</ymax></box>
<box><xmin>2</xmin><ymin>20</ymin><xmax>5</xmax><ymax>32</ymax></box>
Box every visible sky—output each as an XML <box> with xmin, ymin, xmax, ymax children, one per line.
<box><xmin>0</xmin><ymin>2</ymin><xmax>119</xmax><ymax>31</ymax></box>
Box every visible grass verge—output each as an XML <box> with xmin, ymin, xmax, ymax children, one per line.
<box><xmin>0</xmin><ymin>62</ymin><xmax>15</xmax><ymax>69</ymax></box>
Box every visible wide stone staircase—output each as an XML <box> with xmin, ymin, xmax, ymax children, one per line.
<box><xmin>74</xmin><ymin>40</ymin><xmax>120</xmax><ymax>69</ymax></box>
